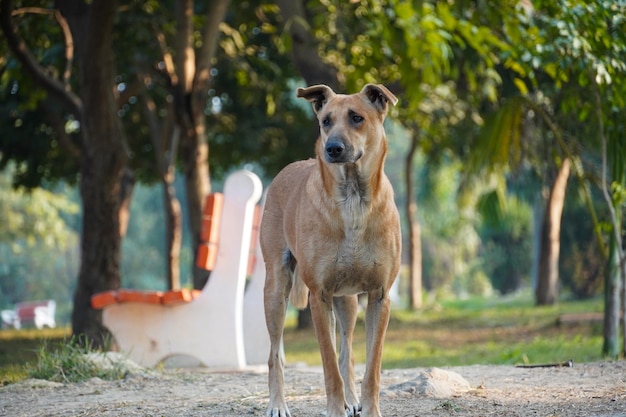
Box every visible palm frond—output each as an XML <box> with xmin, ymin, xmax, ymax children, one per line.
<box><xmin>466</xmin><ymin>96</ymin><xmax>526</xmax><ymax>176</ymax></box>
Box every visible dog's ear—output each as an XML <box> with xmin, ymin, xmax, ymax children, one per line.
<box><xmin>297</xmin><ymin>85</ymin><xmax>336</xmax><ymax>114</ymax></box>
<box><xmin>360</xmin><ymin>84</ymin><xmax>398</xmax><ymax>115</ymax></box>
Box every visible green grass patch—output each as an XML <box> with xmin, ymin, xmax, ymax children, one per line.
<box><xmin>26</xmin><ymin>337</ymin><xmax>126</xmax><ymax>383</ymax></box>
<box><xmin>0</xmin><ymin>327</ymin><xmax>125</xmax><ymax>384</ymax></box>
<box><xmin>283</xmin><ymin>292</ymin><xmax>606</xmax><ymax>368</ymax></box>
<box><xmin>0</xmin><ymin>327</ymin><xmax>69</xmax><ymax>384</ymax></box>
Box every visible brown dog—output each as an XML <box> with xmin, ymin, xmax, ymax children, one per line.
<box><xmin>261</xmin><ymin>84</ymin><xmax>401</xmax><ymax>417</ymax></box>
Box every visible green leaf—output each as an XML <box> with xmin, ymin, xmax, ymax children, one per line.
<box><xmin>513</xmin><ymin>78</ymin><xmax>529</xmax><ymax>95</ymax></box>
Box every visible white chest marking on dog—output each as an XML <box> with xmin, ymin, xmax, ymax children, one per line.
<box><xmin>337</xmin><ymin>164</ymin><xmax>369</xmax><ymax>232</ymax></box>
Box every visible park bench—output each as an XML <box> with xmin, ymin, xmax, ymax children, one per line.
<box><xmin>0</xmin><ymin>299</ymin><xmax>56</xmax><ymax>329</ymax></box>
<box><xmin>91</xmin><ymin>170</ymin><xmax>270</xmax><ymax>369</ymax></box>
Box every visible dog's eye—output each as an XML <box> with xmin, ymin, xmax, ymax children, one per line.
<box><xmin>322</xmin><ymin>115</ymin><xmax>332</xmax><ymax>128</ymax></box>
<box><xmin>351</xmin><ymin>114</ymin><xmax>364</xmax><ymax>124</ymax></box>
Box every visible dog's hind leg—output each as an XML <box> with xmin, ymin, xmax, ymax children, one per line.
<box><xmin>334</xmin><ymin>295</ymin><xmax>361</xmax><ymax>416</ymax></box>
<box><xmin>264</xmin><ymin>258</ymin><xmax>293</xmax><ymax>417</ymax></box>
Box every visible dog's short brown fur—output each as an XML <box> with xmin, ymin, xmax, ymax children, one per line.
<box><xmin>261</xmin><ymin>84</ymin><xmax>401</xmax><ymax>417</ymax></box>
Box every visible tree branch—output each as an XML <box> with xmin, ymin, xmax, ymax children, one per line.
<box><xmin>276</xmin><ymin>0</ymin><xmax>340</xmax><ymax>88</ymax></box>
<box><xmin>0</xmin><ymin>0</ymin><xmax>82</xmax><ymax>117</ymax></box>
<box><xmin>12</xmin><ymin>6</ymin><xmax>74</xmax><ymax>87</ymax></box>
<box><xmin>174</xmin><ymin>0</ymin><xmax>194</xmax><ymax>94</ymax></box>
<box><xmin>194</xmin><ymin>0</ymin><xmax>231</xmax><ymax>91</ymax></box>
<box><xmin>152</xmin><ymin>25</ymin><xmax>177</xmax><ymax>86</ymax></box>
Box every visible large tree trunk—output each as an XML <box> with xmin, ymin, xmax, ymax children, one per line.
<box><xmin>71</xmin><ymin>0</ymin><xmax>128</xmax><ymax>347</ymax></box>
<box><xmin>404</xmin><ymin>130</ymin><xmax>422</xmax><ymax>310</ymax></box>
<box><xmin>535</xmin><ymin>158</ymin><xmax>571</xmax><ymax>306</ymax></box>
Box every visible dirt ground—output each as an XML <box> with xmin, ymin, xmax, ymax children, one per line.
<box><xmin>1</xmin><ymin>360</ymin><xmax>625</xmax><ymax>417</ymax></box>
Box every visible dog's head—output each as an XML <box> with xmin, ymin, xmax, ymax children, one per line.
<box><xmin>297</xmin><ymin>84</ymin><xmax>398</xmax><ymax>165</ymax></box>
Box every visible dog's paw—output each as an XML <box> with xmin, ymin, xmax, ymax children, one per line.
<box><xmin>346</xmin><ymin>403</ymin><xmax>362</xmax><ymax>417</ymax></box>
<box><xmin>267</xmin><ymin>407</ymin><xmax>291</xmax><ymax>417</ymax></box>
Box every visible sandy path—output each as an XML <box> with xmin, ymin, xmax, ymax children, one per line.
<box><xmin>1</xmin><ymin>361</ymin><xmax>625</xmax><ymax>416</ymax></box>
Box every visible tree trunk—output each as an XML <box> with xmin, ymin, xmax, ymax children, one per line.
<box><xmin>404</xmin><ymin>130</ymin><xmax>422</xmax><ymax>310</ymax></box>
<box><xmin>163</xmin><ymin>167</ymin><xmax>182</xmax><ymax>290</ymax></box>
<box><xmin>535</xmin><ymin>158</ymin><xmax>571</xmax><ymax>306</ymax></box>
<box><xmin>118</xmin><ymin>168</ymin><xmax>135</xmax><ymax>238</ymax></box>
<box><xmin>181</xmin><ymin>129</ymin><xmax>211</xmax><ymax>289</ymax></box>
<box><xmin>530</xmin><ymin>191</ymin><xmax>546</xmax><ymax>292</ymax></box>
<box><xmin>70</xmin><ymin>0</ymin><xmax>127</xmax><ymax>347</ymax></box>
<box><xmin>172</xmin><ymin>0</ymin><xmax>230</xmax><ymax>290</ymax></box>
<box><xmin>138</xmin><ymin>67</ymin><xmax>183</xmax><ymax>290</ymax></box>
<box><xmin>603</xmin><ymin>231</ymin><xmax>622</xmax><ymax>358</ymax></box>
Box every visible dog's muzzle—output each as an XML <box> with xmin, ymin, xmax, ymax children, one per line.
<box><xmin>325</xmin><ymin>139</ymin><xmax>360</xmax><ymax>164</ymax></box>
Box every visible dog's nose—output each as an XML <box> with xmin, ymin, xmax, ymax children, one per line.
<box><xmin>325</xmin><ymin>141</ymin><xmax>345</xmax><ymax>160</ymax></box>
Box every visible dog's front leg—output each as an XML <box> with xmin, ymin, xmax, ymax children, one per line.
<box><xmin>310</xmin><ymin>291</ymin><xmax>351</xmax><ymax>417</ymax></box>
<box><xmin>361</xmin><ymin>288</ymin><xmax>391</xmax><ymax>417</ymax></box>
<box><xmin>334</xmin><ymin>295</ymin><xmax>361</xmax><ymax>415</ymax></box>
<box><xmin>265</xmin><ymin>265</ymin><xmax>292</xmax><ymax>417</ymax></box>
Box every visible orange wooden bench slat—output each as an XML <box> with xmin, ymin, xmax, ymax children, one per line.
<box><xmin>200</xmin><ymin>193</ymin><xmax>224</xmax><ymax>242</ymax></box>
<box><xmin>117</xmin><ymin>290</ymin><xmax>163</xmax><ymax>304</ymax></box>
<box><xmin>197</xmin><ymin>242</ymin><xmax>218</xmax><ymax>271</ymax></box>
<box><xmin>162</xmin><ymin>289</ymin><xmax>202</xmax><ymax>304</ymax></box>
<box><xmin>92</xmin><ymin>289</ymin><xmax>204</xmax><ymax>309</ymax></box>
<box><xmin>198</xmin><ymin>193</ymin><xmax>223</xmax><ymax>271</ymax></box>
<box><xmin>91</xmin><ymin>291</ymin><xmax>118</xmax><ymax>309</ymax></box>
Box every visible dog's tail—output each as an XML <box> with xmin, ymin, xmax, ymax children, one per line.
<box><xmin>289</xmin><ymin>266</ymin><xmax>309</xmax><ymax>309</ymax></box>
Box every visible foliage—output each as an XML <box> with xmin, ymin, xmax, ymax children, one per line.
<box><xmin>108</xmin><ymin>0</ymin><xmax>314</xmax><ymax>182</ymax></box>
<box><xmin>0</xmin><ymin>0</ymin><xmax>81</xmax><ymax>188</ymax></box>
<box><xmin>0</xmin><ymin>166</ymin><xmax>79</xmax><ymax>316</ymax></box>
<box><xmin>479</xmin><ymin>195</ymin><xmax>532</xmax><ymax>294</ymax></box>
<box><xmin>207</xmin><ymin>2</ymin><xmax>315</xmax><ymax>179</ymax></box>
<box><xmin>0</xmin><ymin>165</ymin><xmax>78</xmax><ymax>249</ymax></box>
<box><xmin>560</xmin><ymin>191</ymin><xmax>606</xmax><ymax>298</ymax></box>
<box><xmin>416</xmin><ymin>156</ymin><xmax>486</xmax><ymax>296</ymax></box>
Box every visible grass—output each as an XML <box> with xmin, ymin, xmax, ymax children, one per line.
<box><xmin>26</xmin><ymin>337</ymin><xmax>127</xmax><ymax>383</ymax></box>
<box><xmin>0</xmin><ymin>292</ymin><xmax>608</xmax><ymax>384</ymax></box>
<box><xmin>283</xmin><ymin>291</ymin><xmax>607</xmax><ymax>368</ymax></box>
<box><xmin>0</xmin><ymin>327</ymin><xmax>69</xmax><ymax>384</ymax></box>
<box><xmin>0</xmin><ymin>329</ymin><xmax>127</xmax><ymax>385</ymax></box>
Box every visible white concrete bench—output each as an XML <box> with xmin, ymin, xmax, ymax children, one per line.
<box><xmin>1</xmin><ymin>300</ymin><xmax>56</xmax><ymax>329</ymax></box>
<box><xmin>91</xmin><ymin>170</ymin><xmax>269</xmax><ymax>369</ymax></box>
